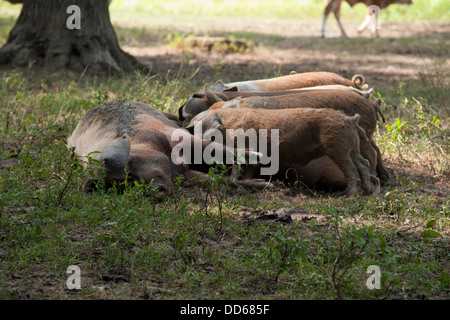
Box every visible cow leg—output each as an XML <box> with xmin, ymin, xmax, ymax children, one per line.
<box><xmin>332</xmin><ymin>1</ymin><xmax>348</xmax><ymax>38</ymax></box>
<box><xmin>357</xmin><ymin>12</ymin><xmax>372</xmax><ymax>34</ymax></box>
<box><xmin>321</xmin><ymin>0</ymin><xmax>340</xmax><ymax>38</ymax></box>
<box><xmin>321</xmin><ymin>8</ymin><xmax>331</xmax><ymax>38</ymax></box>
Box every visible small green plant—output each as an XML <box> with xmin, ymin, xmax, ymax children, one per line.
<box><xmin>82</xmin><ymin>151</ymin><xmax>106</xmax><ymax>191</ymax></box>
<box><xmin>313</xmin><ymin>208</ymin><xmax>382</xmax><ymax>299</ymax></box>
<box><xmin>166</xmin><ymin>31</ymin><xmax>197</xmax><ymax>51</ymax></box>
<box><xmin>266</xmin><ymin>225</ymin><xmax>309</xmax><ymax>284</ymax></box>
<box><xmin>172</xmin><ymin>231</ymin><xmax>198</xmax><ymax>265</ymax></box>
<box><xmin>382</xmin><ymin>117</ymin><xmax>409</xmax><ymax>156</ymax></box>
<box><xmin>3</xmin><ymin>68</ymin><xmax>25</xmax><ymax>90</ymax></box>
<box><xmin>55</xmin><ymin>148</ymin><xmax>83</xmax><ymax>207</ymax></box>
<box><xmin>93</xmin><ymin>90</ymin><xmax>109</xmax><ymax>105</ymax></box>
<box><xmin>413</xmin><ymin>98</ymin><xmax>441</xmax><ymax>138</ymax></box>
<box><xmin>201</xmin><ymin>163</ymin><xmax>230</xmax><ymax>233</ymax></box>
<box><xmin>421</xmin><ymin>219</ymin><xmax>443</xmax><ymax>242</ymax></box>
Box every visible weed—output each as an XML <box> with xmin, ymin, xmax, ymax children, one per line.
<box><xmin>266</xmin><ymin>225</ymin><xmax>309</xmax><ymax>284</ymax></box>
<box><xmin>201</xmin><ymin>163</ymin><xmax>230</xmax><ymax>233</ymax></box>
<box><xmin>311</xmin><ymin>209</ymin><xmax>379</xmax><ymax>298</ymax></box>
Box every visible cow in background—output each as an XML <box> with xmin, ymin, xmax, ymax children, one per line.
<box><xmin>321</xmin><ymin>0</ymin><xmax>413</xmax><ymax>38</ymax></box>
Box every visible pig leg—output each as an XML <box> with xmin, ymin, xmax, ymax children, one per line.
<box><xmin>328</xmin><ymin>153</ymin><xmax>359</xmax><ymax>196</ymax></box>
<box><xmin>359</xmin><ymin>140</ymin><xmax>377</xmax><ymax>177</ymax></box>
<box><xmin>370</xmin><ymin>138</ymin><xmax>390</xmax><ymax>185</ymax></box>
<box><xmin>350</xmin><ymin>150</ymin><xmax>378</xmax><ymax>195</ymax></box>
<box><xmin>230</xmin><ymin>164</ymin><xmax>275</xmax><ymax>190</ymax></box>
<box><xmin>361</xmin><ymin>138</ymin><xmax>390</xmax><ymax>186</ymax></box>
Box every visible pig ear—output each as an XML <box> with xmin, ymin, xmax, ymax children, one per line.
<box><xmin>192</xmin><ymin>92</ymin><xmax>205</xmax><ymax>98</ymax></box>
<box><xmin>222</xmin><ymin>97</ymin><xmax>241</xmax><ymax>109</ymax></box>
<box><xmin>178</xmin><ymin>101</ymin><xmax>187</xmax><ymax>121</ymax></box>
<box><xmin>222</xmin><ymin>86</ymin><xmax>238</xmax><ymax>92</ymax></box>
<box><xmin>211</xmin><ymin>80</ymin><xmax>229</xmax><ymax>92</ymax></box>
<box><xmin>205</xmin><ymin>85</ymin><xmax>224</xmax><ymax>104</ymax></box>
<box><xmin>211</xmin><ymin>80</ymin><xmax>238</xmax><ymax>92</ymax></box>
<box><xmin>185</xmin><ymin>110</ymin><xmax>211</xmax><ymax>130</ymax></box>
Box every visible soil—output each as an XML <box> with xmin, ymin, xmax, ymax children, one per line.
<box><xmin>121</xmin><ymin>20</ymin><xmax>450</xmax><ymax>87</ymax></box>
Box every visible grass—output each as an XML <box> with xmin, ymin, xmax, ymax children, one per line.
<box><xmin>0</xmin><ymin>0</ymin><xmax>449</xmax><ymax>300</ymax></box>
<box><xmin>1</xmin><ymin>0</ymin><xmax>449</xmax><ymax>27</ymax></box>
<box><xmin>106</xmin><ymin>0</ymin><xmax>449</xmax><ymax>22</ymax></box>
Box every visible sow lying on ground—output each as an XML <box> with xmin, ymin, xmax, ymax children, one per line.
<box><xmin>67</xmin><ymin>101</ymin><xmax>270</xmax><ymax>197</ymax></box>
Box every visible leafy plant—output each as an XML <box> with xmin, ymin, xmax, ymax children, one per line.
<box><xmin>421</xmin><ymin>219</ymin><xmax>443</xmax><ymax>242</ymax></box>
<box><xmin>312</xmin><ymin>208</ymin><xmax>384</xmax><ymax>299</ymax></box>
<box><xmin>266</xmin><ymin>225</ymin><xmax>309</xmax><ymax>284</ymax></box>
<box><xmin>201</xmin><ymin>163</ymin><xmax>230</xmax><ymax>233</ymax></box>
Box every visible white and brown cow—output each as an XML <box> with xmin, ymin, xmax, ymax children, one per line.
<box><xmin>321</xmin><ymin>0</ymin><xmax>413</xmax><ymax>38</ymax></box>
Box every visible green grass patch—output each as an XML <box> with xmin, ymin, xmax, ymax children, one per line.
<box><xmin>108</xmin><ymin>0</ymin><xmax>450</xmax><ymax>22</ymax></box>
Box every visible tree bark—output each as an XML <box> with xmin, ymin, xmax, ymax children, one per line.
<box><xmin>0</xmin><ymin>0</ymin><xmax>149</xmax><ymax>74</ymax></box>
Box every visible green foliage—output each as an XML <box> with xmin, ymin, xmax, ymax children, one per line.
<box><xmin>377</xmin><ymin>80</ymin><xmax>448</xmax><ymax>175</ymax></box>
<box><xmin>421</xmin><ymin>219</ymin><xmax>443</xmax><ymax>242</ymax></box>
<box><xmin>266</xmin><ymin>225</ymin><xmax>309</xmax><ymax>284</ymax></box>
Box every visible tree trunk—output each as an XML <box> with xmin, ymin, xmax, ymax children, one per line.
<box><xmin>0</xmin><ymin>0</ymin><xmax>149</xmax><ymax>74</ymax></box>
